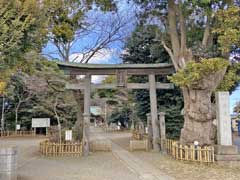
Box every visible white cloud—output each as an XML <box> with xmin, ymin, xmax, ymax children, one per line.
<box><xmin>76</xmin><ymin>75</ymin><xmax>107</xmax><ymax>84</ymax></box>
<box><xmin>69</xmin><ymin>49</ymin><xmax>115</xmax><ymax>64</ymax></box>
<box><xmin>71</xmin><ymin>49</ymin><xmax>116</xmax><ymax>83</ymax></box>
<box><xmin>91</xmin><ymin>75</ymin><xmax>107</xmax><ymax>84</ymax></box>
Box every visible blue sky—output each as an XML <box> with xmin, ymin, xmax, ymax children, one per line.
<box><xmin>230</xmin><ymin>86</ymin><xmax>240</xmax><ymax>114</ymax></box>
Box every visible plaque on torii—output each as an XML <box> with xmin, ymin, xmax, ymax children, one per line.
<box><xmin>116</xmin><ymin>70</ymin><xmax>127</xmax><ymax>87</ymax></box>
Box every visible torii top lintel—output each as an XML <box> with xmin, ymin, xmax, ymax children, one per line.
<box><xmin>56</xmin><ymin>61</ymin><xmax>175</xmax><ymax>75</ymax></box>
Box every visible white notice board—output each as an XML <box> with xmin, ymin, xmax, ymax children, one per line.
<box><xmin>16</xmin><ymin>124</ymin><xmax>21</xmax><ymax>130</ymax></box>
<box><xmin>65</xmin><ymin>130</ymin><xmax>72</xmax><ymax>141</ymax></box>
<box><xmin>32</xmin><ymin>118</ymin><xmax>50</xmax><ymax>128</ymax></box>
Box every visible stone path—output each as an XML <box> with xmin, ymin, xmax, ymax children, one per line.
<box><xmin>112</xmin><ymin>143</ymin><xmax>173</xmax><ymax>180</ymax></box>
<box><xmin>89</xmin><ymin>126</ymin><xmax>174</xmax><ymax>180</ymax></box>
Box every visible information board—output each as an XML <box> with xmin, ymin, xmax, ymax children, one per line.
<box><xmin>32</xmin><ymin>118</ymin><xmax>50</xmax><ymax>128</ymax></box>
<box><xmin>65</xmin><ymin>130</ymin><xmax>72</xmax><ymax>141</ymax></box>
<box><xmin>16</xmin><ymin>124</ymin><xmax>21</xmax><ymax>130</ymax></box>
<box><xmin>90</xmin><ymin>106</ymin><xmax>102</xmax><ymax>115</ymax></box>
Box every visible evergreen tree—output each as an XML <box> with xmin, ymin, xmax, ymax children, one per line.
<box><xmin>123</xmin><ymin>25</ymin><xmax>183</xmax><ymax>138</ymax></box>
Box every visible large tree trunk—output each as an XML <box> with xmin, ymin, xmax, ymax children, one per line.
<box><xmin>180</xmin><ymin>68</ymin><xmax>227</xmax><ymax>145</ymax></box>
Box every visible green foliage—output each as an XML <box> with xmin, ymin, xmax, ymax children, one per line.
<box><xmin>214</xmin><ymin>6</ymin><xmax>240</xmax><ymax>53</ymax></box>
<box><xmin>124</xmin><ymin>25</ymin><xmax>169</xmax><ymax>64</ymax></box>
<box><xmin>123</xmin><ymin>24</ymin><xmax>184</xmax><ymax>138</ymax></box>
<box><xmin>108</xmin><ymin>105</ymin><xmax>131</xmax><ymax>127</ymax></box>
<box><xmin>217</xmin><ymin>63</ymin><xmax>240</xmax><ymax>91</ymax></box>
<box><xmin>169</xmin><ymin>58</ymin><xmax>229</xmax><ymax>88</ymax></box>
<box><xmin>0</xmin><ymin>0</ymin><xmax>48</xmax><ymax>59</ymax></box>
<box><xmin>4</xmin><ymin>56</ymin><xmax>77</xmax><ymax>130</ymax></box>
<box><xmin>96</xmin><ymin>75</ymin><xmax>117</xmax><ymax>99</ymax></box>
<box><xmin>0</xmin><ymin>0</ymin><xmax>49</xmax><ymax>94</ymax></box>
<box><xmin>46</xmin><ymin>0</ymin><xmax>85</xmax><ymax>45</ymax></box>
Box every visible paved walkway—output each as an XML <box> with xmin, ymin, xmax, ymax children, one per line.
<box><xmin>89</xmin><ymin>126</ymin><xmax>174</xmax><ymax>180</ymax></box>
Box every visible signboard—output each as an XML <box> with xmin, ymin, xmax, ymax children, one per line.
<box><xmin>32</xmin><ymin>118</ymin><xmax>50</xmax><ymax>128</ymax></box>
<box><xmin>90</xmin><ymin>106</ymin><xmax>102</xmax><ymax>115</ymax></box>
<box><xmin>65</xmin><ymin>130</ymin><xmax>72</xmax><ymax>141</ymax></box>
<box><xmin>16</xmin><ymin>124</ymin><xmax>21</xmax><ymax>130</ymax></box>
<box><xmin>145</xmin><ymin>127</ymin><xmax>148</xmax><ymax>134</ymax></box>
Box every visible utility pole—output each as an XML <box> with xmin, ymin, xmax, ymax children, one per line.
<box><xmin>1</xmin><ymin>96</ymin><xmax>5</xmax><ymax>133</ymax></box>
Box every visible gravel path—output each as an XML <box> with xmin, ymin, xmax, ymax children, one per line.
<box><xmin>0</xmin><ymin>137</ymin><xmax>139</xmax><ymax>180</ymax></box>
<box><xmin>1</xmin><ymin>129</ymin><xmax>240</xmax><ymax>180</ymax></box>
<box><xmin>109</xmin><ymin>132</ymin><xmax>240</xmax><ymax>180</ymax></box>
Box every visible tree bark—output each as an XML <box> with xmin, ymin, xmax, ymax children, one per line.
<box><xmin>72</xmin><ymin>90</ymin><xmax>84</xmax><ymax>141</ymax></box>
<box><xmin>180</xmin><ymin>68</ymin><xmax>227</xmax><ymax>145</ymax></box>
<box><xmin>54</xmin><ymin>97</ymin><xmax>62</xmax><ymax>144</ymax></box>
<box><xmin>202</xmin><ymin>17</ymin><xmax>211</xmax><ymax>48</ymax></box>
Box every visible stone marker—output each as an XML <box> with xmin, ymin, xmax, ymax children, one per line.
<box><xmin>215</xmin><ymin>92</ymin><xmax>240</xmax><ymax>166</ymax></box>
<box><xmin>147</xmin><ymin>113</ymin><xmax>153</xmax><ymax>148</ymax></box>
<box><xmin>158</xmin><ymin>112</ymin><xmax>166</xmax><ymax>152</ymax></box>
<box><xmin>0</xmin><ymin>146</ymin><xmax>18</xmax><ymax>180</ymax></box>
<box><xmin>216</xmin><ymin>92</ymin><xmax>232</xmax><ymax>146</ymax></box>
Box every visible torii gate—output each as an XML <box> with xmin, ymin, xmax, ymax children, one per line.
<box><xmin>57</xmin><ymin>62</ymin><xmax>174</xmax><ymax>154</ymax></box>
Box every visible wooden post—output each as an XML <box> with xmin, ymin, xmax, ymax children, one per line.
<box><xmin>83</xmin><ymin>74</ymin><xmax>91</xmax><ymax>156</ymax></box>
<box><xmin>158</xmin><ymin>112</ymin><xmax>166</xmax><ymax>152</ymax></box>
<box><xmin>146</xmin><ymin>113</ymin><xmax>153</xmax><ymax>148</ymax></box>
<box><xmin>148</xmin><ymin>74</ymin><xmax>160</xmax><ymax>152</ymax></box>
<box><xmin>1</xmin><ymin>96</ymin><xmax>5</xmax><ymax>134</ymax></box>
<box><xmin>46</xmin><ymin>127</ymin><xmax>48</xmax><ymax>137</ymax></box>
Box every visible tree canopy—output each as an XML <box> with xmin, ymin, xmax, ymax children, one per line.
<box><xmin>123</xmin><ymin>24</ymin><xmax>184</xmax><ymax>138</ymax></box>
<box><xmin>0</xmin><ymin>0</ymin><xmax>49</xmax><ymax>94</ymax></box>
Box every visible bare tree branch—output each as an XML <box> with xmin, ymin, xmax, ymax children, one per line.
<box><xmin>162</xmin><ymin>40</ymin><xmax>179</xmax><ymax>70</ymax></box>
<box><xmin>202</xmin><ymin>16</ymin><xmax>211</xmax><ymax>48</ymax></box>
<box><xmin>177</xmin><ymin>3</ymin><xmax>187</xmax><ymax>52</ymax></box>
<box><xmin>168</xmin><ymin>0</ymin><xmax>180</xmax><ymax>56</ymax></box>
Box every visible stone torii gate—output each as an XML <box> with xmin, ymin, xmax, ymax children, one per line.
<box><xmin>57</xmin><ymin>62</ymin><xmax>174</xmax><ymax>153</ymax></box>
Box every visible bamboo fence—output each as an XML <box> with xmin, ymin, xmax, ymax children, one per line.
<box><xmin>39</xmin><ymin>140</ymin><xmax>83</xmax><ymax>157</ymax></box>
<box><xmin>0</xmin><ymin>130</ymin><xmax>36</xmax><ymax>137</ymax></box>
<box><xmin>132</xmin><ymin>130</ymin><xmax>148</xmax><ymax>140</ymax></box>
<box><xmin>164</xmin><ymin>139</ymin><xmax>215</xmax><ymax>163</ymax></box>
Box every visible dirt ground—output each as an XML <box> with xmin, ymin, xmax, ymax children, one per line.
<box><xmin>111</xmin><ymin>135</ymin><xmax>240</xmax><ymax>180</ymax></box>
<box><xmin>1</xmin><ymin>131</ymin><xmax>240</xmax><ymax>180</ymax></box>
<box><xmin>0</xmin><ymin>137</ymin><xmax>139</xmax><ymax>180</ymax></box>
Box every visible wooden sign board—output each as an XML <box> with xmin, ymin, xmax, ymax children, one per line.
<box><xmin>32</xmin><ymin>118</ymin><xmax>50</xmax><ymax>128</ymax></box>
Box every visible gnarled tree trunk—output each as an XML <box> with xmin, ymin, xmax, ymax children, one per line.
<box><xmin>180</xmin><ymin>68</ymin><xmax>227</xmax><ymax>145</ymax></box>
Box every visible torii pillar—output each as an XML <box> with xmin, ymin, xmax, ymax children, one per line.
<box><xmin>83</xmin><ymin>74</ymin><xmax>91</xmax><ymax>156</ymax></box>
<box><xmin>149</xmin><ymin>74</ymin><xmax>160</xmax><ymax>152</ymax></box>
